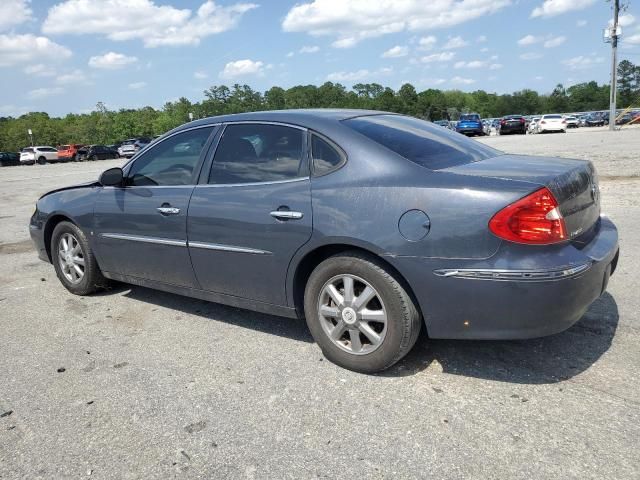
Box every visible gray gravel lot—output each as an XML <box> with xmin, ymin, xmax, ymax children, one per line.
<box><xmin>1</xmin><ymin>127</ymin><xmax>639</xmax><ymax>479</ymax></box>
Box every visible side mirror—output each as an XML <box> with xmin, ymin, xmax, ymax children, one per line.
<box><xmin>99</xmin><ymin>167</ymin><xmax>124</xmax><ymax>186</ymax></box>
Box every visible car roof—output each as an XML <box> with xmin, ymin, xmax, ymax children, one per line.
<box><xmin>184</xmin><ymin>108</ymin><xmax>393</xmax><ymax>131</ymax></box>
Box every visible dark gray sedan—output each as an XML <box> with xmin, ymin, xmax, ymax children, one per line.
<box><xmin>29</xmin><ymin>110</ymin><xmax>619</xmax><ymax>373</ymax></box>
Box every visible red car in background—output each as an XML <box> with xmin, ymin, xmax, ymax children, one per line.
<box><xmin>57</xmin><ymin>144</ymin><xmax>85</xmax><ymax>162</ymax></box>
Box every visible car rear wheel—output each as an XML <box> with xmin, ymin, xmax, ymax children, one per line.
<box><xmin>37</xmin><ymin>156</ymin><xmax>46</xmax><ymax>165</ymax></box>
<box><xmin>51</xmin><ymin>221</ymin><xmax>108</xmax><ymax>295</ymax></box>
<box><xmin>304</xmin><ymin>252</ymin><xmax>421</xmax><ymax>373</ymax></box>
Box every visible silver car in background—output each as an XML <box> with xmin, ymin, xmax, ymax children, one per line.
<box><xmin>117</xmin><ymin>137</ymin><xmax>151</xmax><ymax>158</ymax></box>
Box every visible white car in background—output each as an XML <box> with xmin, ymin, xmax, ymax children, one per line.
<box><xmin>564</xmin><ymin>115</ymin><xmax>579</xmax><ymax>129</ymax></box>
<box><xmin>528</xmin><ymin>117</ymin><xmax>541</xmax><ymax>134</ymax></box>
<box><xmin>535</xmin><ymin>114</ymin><xmax>567</xmax><ymax>134</ymax></box>
<box><xmin>20</xmin><ymin>146</ymin><xmax>59</xmax><ymax>165</ymax></box>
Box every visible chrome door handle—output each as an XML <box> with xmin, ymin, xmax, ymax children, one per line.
<box><xmin>157</xmin><ymin>207</ymin><xmax>180</xmax><ymax>216</ymax></box>
<box><xmin>270</xmin><ymin>210</ymin><xmax>303</xmax><ymax>220</ymax></box>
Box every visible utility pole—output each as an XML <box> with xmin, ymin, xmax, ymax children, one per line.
<box><xmin>609</xmin><ymin>0</ymin><xmax>620</xmax><ymax>131</ymax></box>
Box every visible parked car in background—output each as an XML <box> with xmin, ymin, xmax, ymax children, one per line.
<box><xmin>584</xmin><ymin>114</ymin><xmax>605</xmax><ymax>127</ymax></box>
<box><xmin>498</xmin><ymin>115</ymin><xmax>526</xmax><ymax>135</ymax></box>
<box><xmin>57</xmin><ymin>144</ymin><xmax>84</xmax><ymax>162</ymax></box>
<box><xmin>29</xmin><ymin>109</ymin><xmax>619</xmax><ymax>373</ymax></box>
<box><xmin>0</xmin><ymin>152</ymin><xmax>20</xmax><ymax>167</ymax></box>
<box><xmin>76</xmin><ymin>145</ymin><xmax>120</xmax><ymax>161</ymax></box>
<box><xmin>20</xmin><ymin>146</ymin><xmax>59</xmax><ymax>165</ymax></box>
<box><xmin>433</xmin><ymin>120</ymin><xmax>450</xmax><ymax>129</ymax></box>
<box><xmin>578</xmin><ymin>115</ymin><xmax>588</xmax><ymax>127</ymax></box>
<box><xmin>528</xmin><ymin>117</ymin><xmax>541</xmax><ymax>134</ymax></box>
<box><xmin>564</xmin><ymin>116</ymin><xmax>579</xmax><ymax>129</ymax></box>
<box><xmin>535</xmin><ymin>114</ymin><xmax>567</xmax><ymax>134</ymax></box>
<box><xmin>616</xmin><ymin>113</ymin><xmax>635</xmax><ymax>125</ymax></box>
<box><xmin>456</xmin><ymin>113</ymin><xmax>484</xmax><ymax>136</ymax></box>
<box><xmin>118</xmin><ymin>137</ymin><xmax>151</xmax><ymax>158</ymax></box>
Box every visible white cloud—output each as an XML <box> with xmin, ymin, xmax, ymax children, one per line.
<box><xmin>610</xmin><ymin>14</ymin><xmax>635</xmax><ymax>28</ymax></box>
<box><xmin>0</xmin><ymin>0</ymin><xmax>32</xmax><ymax>32</ymax></box>
<box><xmin>476</xmin><ymin>35</ymin><xmax>487</xmax><ymax>43</ymax></box>
<box><xmin>219</xmin><ymin>59</ymin><xmax>264</xmax><ymax>79</ymax></box>
<box><xmin>443</xmin><ymin>36</ymin><xmax>469</xmax><ymax>49</ymax></box>
<box><xmin>299</xmin><ymin>45</ymin><xmax>320</xmax><ymax>54</ymax></box>
<box><xmin>518</xmin><ymin>34</ymin><xmax>542</xmax><ymax>46</ymax></box>
<box><xmin>425</xmin><ymin>78</ymin><xmax>446</xmax><ymax>86</ymax></box>
<box><xmin>454</xmin><ymin>60</ymin><xmax>488</xmax><ymax>69</ymax></box>
<box><xmin>286</xmin><ymin>51</ymin><xmax>295</xmax><ymax>58</ymax></box>
<box><xmin>531</xmin><ymin>0</ymin><xmax>595</xmax><ymax>19</ymax></box>
<box><xmin>0</xmin><ymin>34</ymin><xmax>72</xmax><ymax>67</ymax></box>
<box><xmin>418</xmin><ymin>35</ymin><xmax>437</xmax><ymax>50</ymax></box>
<box><xmin>27</xmin><ymin>87</ymin><xmax>64</xmax><ymax>100</ymax></box>
<box><xmin>128</xmin><ymin>82</ymin><xmax>147</xmax><ymax>90</ymax></box>
<box><xmin>88</xmin><ymin>52</ymin><xmax>138</xmax><ymax>69</ymax></box>
<box><xmin>563</xmin><ymin>55</ymin><xmax>604</xmax><ymax>70</ymax></box>
<box><xmin>382</xmin><ymin>45</ymin><xmax>408</xmax><ymax>58</ymax></box>
<box><xmin>282</xmin><ymin>0</ymin><xmax>511</xmax><ymax>48</ymax></box>
<box><xmin>520</xmin><ymin>52</ymin><xmax>543</xmax><ymax>60</ymax></box>
<box><xmin>43</xmin><ymin>0</ymin><xmax>257</xmax><ymax>48</ymax></box>
<box><xmin>451</xmin><ymin>76</ymin><xmax>475</xmax><ymax>85</ymax></box>
<box><xmin>544</xmin><ymin>35</ymin><xmax>566</xmax><ymax>48</ymax></box>
<box><xmin>420</xmin><ymin>52</ymin><xmax>455</xmax><ymax>63</ymax></box>
<box><xmin>194</xmin><ymin>71</ymin><xmax>208</xmax><ymax>79</ymax></box>
<box><xmin>489</xmin><ymin>63</ymin><xmax>502</xmax><ymax>70</ymax></box>
<box><xmin>56</xmin><ymin>69</ymin><xmax>90</xmax><ymax>85</ymax></box>
<box><xmin>326</xmin><ymin>67</ymin><xmax>392</xmax><ymax>82</ymax></box>
<box><xmin>535</xmin><ymin>75</ymin><xmax>544</xmax><ymax>80</ymax></box>
<box><xmin>627</xmin><ymin>33</ymin><xmax>640</xmax><ymax>45</ymax></box>
<box><xmin>577</xmin><ymin>20</ymin><xmax>587</xmax><ymax>27</ymax></box>
<box><xmin>24</xmin><ymin>64</ymin><xmax>56</xmax><ymax>77</ymax></box>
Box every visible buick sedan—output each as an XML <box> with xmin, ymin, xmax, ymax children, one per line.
<box><xmin>29</xmin><ymin>110</ymin><xmax>619</xmax><ymax>373</ymax></box>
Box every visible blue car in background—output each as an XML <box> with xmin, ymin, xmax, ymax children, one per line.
<box><xmin>456</xmin><ymin>113</ymin><xmax>485</xmax><ymax>136</ymax></box>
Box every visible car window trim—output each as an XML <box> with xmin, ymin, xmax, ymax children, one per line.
<box><xmin>308</xmin><ymin>130</ymin><xmax>348</xmax><ymax>177</ymax></box>
<box><xmin>200</xmin><ymin>121</ymin><xmax>311</xmax><ymax>187</ymax></box>
<box><xmin>122</xmin><ymin>124</ymin><xmax>219</xmax><ymax>187</ymax></box>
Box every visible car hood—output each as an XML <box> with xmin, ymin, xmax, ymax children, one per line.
<box><xmin>39</xmin><ymin>181</ymin><xmax>100</xmax><ymax>200</ymax></box>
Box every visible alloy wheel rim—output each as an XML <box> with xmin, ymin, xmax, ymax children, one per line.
<box><xmin>317</xmin><ymin>274</ymin><xmax>388</xmax><ymax>355</ymax></box>
<box><xmin>58</xmin><ymin>233</ymin><xmax>85</xmax><ymax>284</ymax></box>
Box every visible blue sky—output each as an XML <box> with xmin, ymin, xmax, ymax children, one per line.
<box><xmin>1</xmin><ymin>0</ymin><xmax>638</xmax><ymax>117</ymax></box>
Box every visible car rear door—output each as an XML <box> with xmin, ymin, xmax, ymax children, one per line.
<box><xmin>93</xmin><ymin>125</ymin><xmax>217</xmax><ymax>287</ymax></box>
<box><xmin>187</xmin><ymin>122</ymin><xmax>313</xmax><ymax>305</ymax></box>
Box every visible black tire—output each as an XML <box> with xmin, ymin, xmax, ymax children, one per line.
<box><xmin>37</xmin><ymin>156</ymin><xmax>46</xmax><ymax>165</ymax></box>
<box><xmin>51</xmin><ymin>221</ymin><xmax>108</xmax><ymax>295</ymax></box>
<box><xmin>304</xmin><ymin>252</ymin><xmax>422</xmax><ymax>373</ymax></box>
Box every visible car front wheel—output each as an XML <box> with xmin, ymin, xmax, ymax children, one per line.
<box><xmin>51</xmin><ymin>221</ymin><xmax>108</xmax><ymax>295</ymax></box>
<box><xmin>304</xmin><ymin>252</ymin><xmax>421</xmax><ymax>373</ymax></box>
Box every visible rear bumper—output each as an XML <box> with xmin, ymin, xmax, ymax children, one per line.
<box><xmin>388</xmin><ymin>216</ymin><xmax>619</xmax><ymax>340</ymax></box>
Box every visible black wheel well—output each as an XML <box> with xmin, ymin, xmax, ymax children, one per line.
<box><xmin>292</xmin><ymin>244</ymin><xmax>423</xmax><ymax>323</ymax></box>
<box><xmin>43</xmin><ymin>215</ymin><xmax>73</xmax><ymax>262</ymax></box>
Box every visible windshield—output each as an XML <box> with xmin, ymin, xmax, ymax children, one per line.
<box><xmin>460</xmin><ymin>114</ymin><xmax>480</xmax><ymax>121</ymax></box>
<box><xmin>343</xmin><ymin>114</ymin><xmax>501</xmax><ymax>170</ymax></box>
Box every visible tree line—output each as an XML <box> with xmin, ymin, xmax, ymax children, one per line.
<box><xmin>1</xmin><ymin>59</ymin><xmax>638</xmax><ymax>153</ymax></box>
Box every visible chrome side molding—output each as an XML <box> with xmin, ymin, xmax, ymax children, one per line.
<box><xmin>99</xmin><ymin>233</ymin><xmax>186</xmax><ymax>247</ymax></box>
<box><xmin>433</xmin><ymin>262</ymin><xmax>592</xmax><ymax>282</ymax></box>
<box><xmin>188</xmin><ymin>241</ymin><xmax>271</xmax><ymax>255</ymax></box>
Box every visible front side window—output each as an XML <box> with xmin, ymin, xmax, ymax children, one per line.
<box><xmin>127</xmin><ymin>127</ymin><xmax>214</xmax><ymax>186</ymax></box>
<box><xmin>209</xmin><ymin>123</ymin><xmax>305</xmax><ymax>184</ymax></box>
<box><xmin>311</xmin><ymin>134</ymin><xmax>345</xmax><ymax>176</ymax></box>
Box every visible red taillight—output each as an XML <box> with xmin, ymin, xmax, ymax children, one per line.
<box><xmin>520</xmin><ymin>118</ymin><xmax>525</xmax><ymax>123</ymax></box>
<box><xmin>540</xmin><ymin>120</ymin><xmax>546</xmax><ymax>124</ymax></box>
<box><xmin>489</xmin><ymin>187</ymin><xmax>567</xmax><ymax>245</ymax></box>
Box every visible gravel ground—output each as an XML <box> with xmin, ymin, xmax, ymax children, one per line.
<box><xmin>1</xmin><ymin>127</ymin><xmax>639</xmax><ymax>479</ymax></box>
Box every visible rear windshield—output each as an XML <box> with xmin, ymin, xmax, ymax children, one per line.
<box><xmin>343</xmin><ymin>114</ymin><xmax>501</xmax><ymax>170</ymax></box>
<box><xmin>460</xmin><ymin>114</ymin><xmax>480</xmax><ymax>121</ymax></box>
<box><xmin>544</xmin><ymin>115</ymin><xmax>562</xmax><ymax>119</ymax></box>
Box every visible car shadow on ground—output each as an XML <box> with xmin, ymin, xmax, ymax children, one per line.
<box><xmin>109</xmin><ymin>284</ymin><xmax>618</xmax><ymax>384</ymax></box>
<box><xmin>384</xmin><ymin>292</ymin><xmax>619</xmax><ymax>383</ymax></box>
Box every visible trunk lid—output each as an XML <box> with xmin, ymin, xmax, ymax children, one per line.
<box><xmin>443</xmin><ymin>154</ymin><xmax>601</xmax><ymax>241</ymax></box>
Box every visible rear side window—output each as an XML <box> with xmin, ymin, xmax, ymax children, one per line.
<box><xmin>311</xmin><ymin>134</ymin><xmax>344</xmax><ymax>176</ymax></box>
<box><xmin>344</xmin><ymin>115</ymin><xmax>500</xmax><ymax>170</ymax></box>
<box><xmin>209</xmin><ymin>123</ymin><xmax>305</xmax><ymax>184</ymax></box>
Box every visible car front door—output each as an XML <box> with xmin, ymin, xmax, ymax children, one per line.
<box><xmin>93</xmin><ymin>125</ymin><xmax>217</xmax><ymax>287</ymax></box>
<box><xmin>187</xmin><ymin>122</ymin><xmax>313</xmax><ymax>305</ymax></box>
